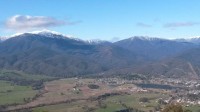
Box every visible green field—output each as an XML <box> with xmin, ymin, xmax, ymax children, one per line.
<box><xmin>1</xmin><ymin>76</ymin><xmax>198</xmax><ymax>112</ymax></box>
<box><xmin>0</xmin><ymin>80</ymin><xmax>38</xmax><ymax>105</ymax></box>
<box><xmin>95</xmin><ymin>93</ymin><xmax>169</xmax><ymax>112</ymax></box>
<box><xmin>0</xmin><ymin>69</ymin><xmax>54</xmax><ymax>81</ymax></box>
<box><xmin>32</xmin><ymin>100</ymin><xmax>97</xmax><ymax>112</ymax></box>
<box><xmin>0</xmin><ymin>69</ymin><xmax>55</xmax><ymax>106</ymax></box>
<box><xmin>184</xmin><ymin>105</ymin><xmax>200</xmax><ymax>112</ymax></box>
<box><xmin>96</xmin><ymin>103</ymin><xmax>125</xmax><ymax>112</ymax></box>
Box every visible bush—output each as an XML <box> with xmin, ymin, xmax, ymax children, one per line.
<box><xmin>139</xmin><ymin>97</ymin><xmax>149</xmax><ymax>103</ymax></box>
<box><xmin>162</xmin><ymin>104</ymin><xmax>183</xmax><ymax>112</ymax></box>
<box><xmin>88</xmin><ymin>84</ymin><xmax>100</xmax><ymax>89</ymax></box>
<box><xmin>158</xmin><ymin>99</ymin><xmax>167</xmax><ymax>105</ymax></box>
<box><xmin>184</xmin><ymin>110</ymin><xmax>192</xmax><ymax>112</ymax></box>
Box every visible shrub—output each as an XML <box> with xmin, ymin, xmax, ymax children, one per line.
<box><xmin>139</xmin><ymin>97</ymin><xmax>149</xmax><ymax>103</ymax></box>
<box><xmin>88</xmin><ymin>84</ymin><xmax>100</xmax><ymax>89</ymax></box>
<box><xmin>162</xmin><ymin>104</ymin><xmax>183</xmax><ymax>112</ymax></box>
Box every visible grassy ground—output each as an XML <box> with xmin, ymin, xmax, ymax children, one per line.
<box><xmin>32</xmin><ymin>92</ymin><xmax>169</xmax><ymax>112</ymax></box>
<box><xmin>4</xmin><ymin>78</ymin><xmax>199</xmax><ymax>112</ymax></box>
<box><xmin>96</xmin><ymin>103</ymin><xmax>125</xmax><ymax>112</ymax></box>
<box><xmin>32</xmin><ymin>100</ymin><xmax>97</xmax><ymax>112</ymax></box>
<box><xmin>95</xmin><ymin>93</ymin><xmax>169</xmax><ymax>112</ymax></box>
<box><xmin>16</xmin><ymin>78</ymin><xmax>170</xmax><ymax>112</ymax></box>
<box><xmin>184</xmin><ymin>105</ymin><xmax>200</xmax><ymax>112</ymax></box>
<box><xmin>0</xmin><ymin>69</ymin><xmax>54</xmax><ymax>81</ymax></box>
<box><xmin>0</xmin><ymin>80</ymin><xmax>38</xmax><ymax>105</ymax></box>
<box><xmin>0</xmin><ymin>69</ymin><xmax>54</xmax><ymax>106</ymax></box>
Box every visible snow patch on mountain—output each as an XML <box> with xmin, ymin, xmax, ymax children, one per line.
<box><xmin>0</xmin><ymin>36</ymin><xmax>10</xmax><ymax>41</ymax></box>
<box><xmin>174</xmin><ymin>36</ymin><xmax>200</xmax><ymax>44</ymax></box>
<box><xmin>9</xmin><ymin>29</ymin><xmax>72</xmax><ymax>38</ymax></box>
<box><xmin>2</xmin><ymin>29</ymin><xmax>83</xmax><ymax>42</ymax></box>
<box><xmin>129</xmin><ymin>36</ymin><xmax>167</xmax><ymax>41</ymax></box>
<box><xmin>29</xmin><ymin>29</ymin><xmax>72</xmax><ymax>38</ymax></box>
<box><xmin>86</xmin><ymin>39</ymin><xmax>111</xmax><ymax>45</ymax></box>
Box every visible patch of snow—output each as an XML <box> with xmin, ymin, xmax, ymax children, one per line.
<box><xmin>1</xmin><ymin>29</ymin><xmax>83</xmax><ymax>42</ymax></box>
<box><xmin>0</xmin><ymin>36</ymin><xmax>10</xmax><ymax>41</ymax></box>
<box><xmin>129</xmin><ymin>36</ymin><xmax>165</xmax><ymax>41</ymax></box>
<box><xmin>174</xmin><ymin>36</ymin><xmax>200</xmax><ymax>44</ymax></box>
<box><xmin>85</xmin><ymin>39</ymin><xmax>110</xmax><ymax>45</ymax></box>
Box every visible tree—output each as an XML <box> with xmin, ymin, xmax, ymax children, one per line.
<box><xmin>162</xmin><ymin>104</ymin><xmax>183</xmax><ymax>112</ymax></box>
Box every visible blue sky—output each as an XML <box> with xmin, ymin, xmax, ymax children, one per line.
<box><xmin>1</xmin><ymin>0</ymin><xmax>200</xmax><ymax>41</ymax></box>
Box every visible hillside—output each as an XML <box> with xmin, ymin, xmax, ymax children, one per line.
<box><xmin>0</xmin><ymin>31</ymin><xmax>200</xmax><ymax>79</ymax></box>
<box><xmin>0</xmin><ymin>32</ymin><xmax>141</xmax><ymax>77</ymax></box>
<box><xmin>134</xmin><ymin>48</ymin><xmax>200</xmax><ymax>79</ymax></box>
<box><xmin>114</xmin><ymin>36</ymin><xmax>196</xmax><ymax>61</ymax></box>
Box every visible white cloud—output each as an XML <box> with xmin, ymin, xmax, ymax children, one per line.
<box><xmin>4</xmin><ymin>15</ymin><xmax>77</xmax><ymax>31</ymax></box>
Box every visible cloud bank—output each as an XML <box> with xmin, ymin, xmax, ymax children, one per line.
<box><xmin>164</xmin><ymin>22</ymin><xmax>199</xmax><ymax>28</ymax></box>
<box><xmin>4</xmin><ymin>15</ymin><xmax>78</xmax><ymax>32</ymax></box>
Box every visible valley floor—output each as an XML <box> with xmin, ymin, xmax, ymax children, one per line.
<box><xmin>1</xmin><ymin>77</ymin><xmax>199</xmax><ymax>112</ymax></box>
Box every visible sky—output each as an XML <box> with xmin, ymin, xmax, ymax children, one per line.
<box><xmin>0</xmin><ymin>0</ymin><xmax>200</xmax><ymax>41</ymax></box>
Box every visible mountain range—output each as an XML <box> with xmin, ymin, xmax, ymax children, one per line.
<box><xmin>0</xmin><ymin>30</ymin><xmax>200</xmax><ymax>79</ymax></box>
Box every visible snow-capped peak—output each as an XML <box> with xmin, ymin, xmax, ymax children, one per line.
<box><xmin>129</xmin><ymin>36</ymin><xmax>164</xmax><ymax>41</ymax></box>
<box><xmin>21</xmin><ymin>29</ymin><xmax>73</xmax><ymax>38</ymax></box>
<box><xmin>0</xmin><ymin>36</ymin><xmax>9</xmax><ymax>41</ymax></box>
<box><xmin>3</xmin><ymin>29</ymin><xmax>76</xmax><ymax>41</ymax></box>
<box><xmin>86</xmin><ymin>39</ymin><xmax>110</xmax><ymax>45</ymax></box>
<box><xmin>29</xmin><ymin>29</ymin><xmax>65</xmax><ymax>37</ymax></box>
<box><xmin>87</xmin><ymin>39</ymin><xmax>104</xmax><ymax>44</ymax></box>
<box><xmin>174</xmin><ymin>36</ymin><xmax>200</xmax><ymax>43</ymax></box>
<box><xmin>185</xmin><ymin>36</ymin><xmax>200</xmax><ymax>44</ymax></box>
<box><xmin>188</xmin><ymin>36</ymin><xmax>200</xmax><ymax>40</ymax></box>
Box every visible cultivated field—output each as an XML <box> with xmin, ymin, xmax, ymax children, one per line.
<box><xmin>3</xmin><ymin>78</ymin><xmax>173</xmax><ymax>112</ymax></box>
<box><xmin>0</xmin><ymin>80</ymin><xmax>37</xmax><ymax>105</ymax></box>
<box><xmin>1</xmin><ymin>76</ymin><xmax>199</xmax><ymax>112</ymax></box>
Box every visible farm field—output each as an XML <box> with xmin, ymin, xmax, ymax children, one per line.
<box><xmin>7</xmin><ymin>78</ymin><xmax>119</xmax><ymax>111</ymax></box>
<box><xmin>97</xmin><ymin>93</ymin><xmax>169</xmax><ymax>112</ymax></box>
<box><xmin>31</xmin><ymin>92</ymin><xmax>169</xmax><ymax>112</ymax></box>
<box><xmin>32</xmin><ymin>100</ymin><xmax>97</xmax><ymax>112</ymax></box>
<box><xmin>0</xmin><ymin>80</ymin><xmax>38</xmax><ymax>105</ymax></box>
<box><xmin>19</xmin><ymin>78</ymin><xmax>169</xmax><ymax>112</ymax></box>
<box><xmin>1</xmin><ymin>77</ymin><xmax>199</xmax><ymax>112</ymax></box>
<box><xmin>0</xmin><ymin>69</ymin><xmax>54</xmax><ymax>81</ymax></box>
<box><xmin>0</xmin><ymin>70</ymin><xmax>55</xmax><ymax>108</ymax></box>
